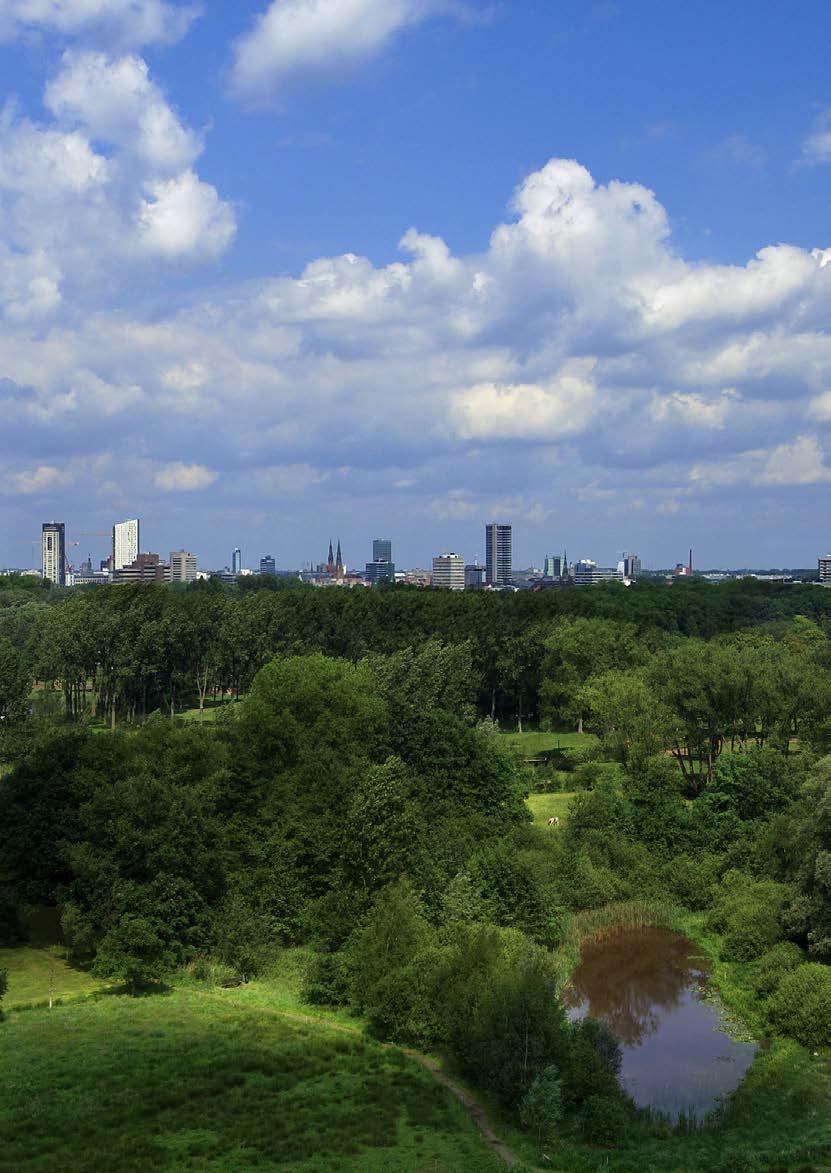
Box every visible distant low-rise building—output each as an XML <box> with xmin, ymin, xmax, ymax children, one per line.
<box><xmin>432</xmin><ymin>553</ymin><xmax>465</xmax><ymax>590</ymax></box>
<box><xmin>365</xmin><ymin>559</ymin><xmax>395</xmax><ymax>584</ymax></box>
<box><xmin>573</xmin><ymin>559</ymin><xmax>619</xmax><ymax>586</ymax></box>
<box><xmin>464</xmin><ymin>562</ymin><xmax>486</xmax><ymax>589</ymax></box>
<box><xmin>170</xmin><ymin>550</ymin><xmax>198</xmax><ymax>583</ymax></box>
<box><xmin>113</xmin><ymin>553</ymin><xmax>170</xmax><ymax>585</ymax></box>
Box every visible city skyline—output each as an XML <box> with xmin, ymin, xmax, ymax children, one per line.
<box><xmin>0</xmin><ymin>4</ymin><xmax>830</xmax><ymax>567</ymax></box>
<box><xmin>19</xmin><ymin>510</ymin><xmax>825</xmax><ymax>580</ymax></box>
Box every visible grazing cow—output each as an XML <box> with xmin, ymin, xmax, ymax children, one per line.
<box><xmin>547</xmin><ymin>816</ymin><xmax>560</xmax><ymax>829</ymax></box>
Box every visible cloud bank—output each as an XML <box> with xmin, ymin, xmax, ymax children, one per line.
<box><xmin>1</xmin><ymin>136</ymin><xmax>831</xmax><ymax>559</ymax></box>
<box><xmin>0</xmin><ymin>0</ymin><xmax>198</xmax><ymax>47</ymax></box>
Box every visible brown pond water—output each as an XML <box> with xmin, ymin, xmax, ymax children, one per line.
<box><xmin>563</xmin><ymin>926</ymin><xmax>757</xmax><ymax>1119</ymax></box>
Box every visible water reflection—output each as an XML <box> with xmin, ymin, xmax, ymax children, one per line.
<box><xmin>564</xmin><ymin>926</ymin><xmax>757</xmax><ymax>1117</ymax></box>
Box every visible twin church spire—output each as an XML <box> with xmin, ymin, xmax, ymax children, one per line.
<box><xmin>326</xmin><ymin>538</ymin><xmax>344</xmax><ymax>579</ymax></box>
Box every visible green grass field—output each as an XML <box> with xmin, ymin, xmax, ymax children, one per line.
<box><xmin>0</xmin><ymin>945</ymin><xmax>107</xmax><ymax>1008</ymax></box>
<box><xmin>525</xmin><ymin>791</ymin><xmax>578</xmax><ymax>829</ymax></box>
<box><xmin>500</xmin><ymin>729</ymin><xmax>598</xmax><ymax>758</ymax></box>
<box><xmin>0</xmin><ymin>987</ymin><xmax>502</xmax><ymax>1172</ymax></box>
<box><xmin>177</xmin><ymin>704</ymin><xmax>229</xmax><ymax>723</ymax></box>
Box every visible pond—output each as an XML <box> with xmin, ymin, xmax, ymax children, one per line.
<box><xmin>563</xmin><ymin>926</ymin><xmax>757</xmax><ymax>1119</ymax></box>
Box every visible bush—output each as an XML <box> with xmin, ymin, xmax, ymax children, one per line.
<box><xmin>519</xmin><ymin>1064</ymin><xmax>563</xmax><ymax>1147</ymax></box>
<box><xmin>561</xmin><ymin>1022</ymin><xmax>622</xmax><ymax>1112</ymax></box>
<box><xmin>567</xmin><ymin>853</ymin><xmax>628</xmax><ymax>910</ymax></box>
<box><xmin>710</xmin><ymin>748</ymin><xmax>803</xmax><ymax>822</ymax></box>
<box><xmin>351</xmin><ymin>878</ymin><xmax>433</xmax><ymax>1011</ymax></box>
<box><xmin>577</xmin><ymin>1093</ymin><xmax>629</xmax><ymax>1145</ymax></box>
<box><xmin>768</xmin><ymin>963</ymin><xmax>831</xmax><ymax>1048</ymax></box>
<box><xmin>303</xmin><ymin>951</ymin><xmax>354</xmax><ymax>1005</ymax></box>
<box><xmin>748</xmin><ymin>942</ymin><xmax>805</xmax><ymax>999</ymax></box>
<box><xmin>181</xmin><ymin>956</ymin><xmax>238</xmax><ymax>987</ymax></box>
<box><xmin>661</xmin><ymin>853</ymin><xmax>720</xmax><ymax>911</ymax></box>
<box><xmin>0</xmin><ymin>967</ymin><xmax>7</xmax><ymax>1016</ymax></box>
<box><xmin>572</xmin><ymin>761</ymin><xmax>624</xmax><ymax>792</ymax></box>
<box><xmin>451</xmin><ymin>945</ymin><xmax>571</xmax><ymax>1109</ymax></box>
<box><xmin>92</xmin><ymin>914</ymin><xmax>174</xmax><ymax>992</ymax></box>
<box><xmin>707</xmin><ymin>870</ymin><xmax>789</xmax><ymax>962</ymax></box>
<box><xmin>364</xmin><ymin>947</ymin><xmax>447</xmax><ymax>1044</ymax></box>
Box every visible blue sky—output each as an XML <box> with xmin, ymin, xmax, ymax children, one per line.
<box><xmin>0</xmin><ymin>0</ymin><xmax>829</xmax><ymax>572</ymax></box>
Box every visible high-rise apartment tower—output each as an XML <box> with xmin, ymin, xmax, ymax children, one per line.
<box><xmin>485</xmin><ymin>523</ymin><xmax>512</xmax><ymax>586</ymax></box>
<box><xmin>232</xmin><ymin>548</ymin><xmax>242</xmax><ymax>575</ymax></box>
<box><xmin>42</xmin><ymin>522</ymin><xmax>66</xmax><ymax>586</ymax></box>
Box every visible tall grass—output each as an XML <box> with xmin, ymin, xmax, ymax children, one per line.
<box><xmin>554</xmin><ymin>900</ymin><xmax>686</xmax><ymax>989</ymax></box>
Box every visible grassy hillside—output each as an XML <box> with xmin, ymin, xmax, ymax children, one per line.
<box><xmin>0</xmin><ymin>988</ymin><xmax>502</xmax><ymax>1172</ymax></box>
<box><xmin>0</xmin><ymin>945</ymin><xmax>106</xmax><ymax>1008</ymax></box>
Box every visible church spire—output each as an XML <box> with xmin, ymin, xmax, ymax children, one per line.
<box><xmin>335</xmin><ymin>539</ymin><xmax>344</xmax><ymax>577</ymax></box>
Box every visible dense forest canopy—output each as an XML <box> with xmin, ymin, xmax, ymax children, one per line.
<box><xmin>1</xmin><ymin>574</ymin><xmax>830</xmax><ymax>1162</ymax></box>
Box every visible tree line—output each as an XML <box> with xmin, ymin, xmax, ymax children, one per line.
<box><xmin>0</xmin><ymin>577</ymin><xmax>831</xmax><ymax>792</ymax></box>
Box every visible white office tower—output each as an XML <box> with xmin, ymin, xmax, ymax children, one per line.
<box><xmin>112</xmin><ymin>519</ymin><xmax>140</xmax><ymax>571</ymax></box>
<box><xmin>432</xmin><ymin>552</ymin><xmax>465</xmax><ymax>590</ymax></box>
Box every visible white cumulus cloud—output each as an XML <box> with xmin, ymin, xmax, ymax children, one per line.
<box><xmin>45</xmin><ymin>51</ymin><xmax>201</xmax><ymax>172</ymax></box>
<box><xmin>450</xmin><ymin>360</ymin><xmax>597</xmax><ymax>442</ymax></box>
<box><xmin>5</xmin><ymin>464</ymin><xmax>71</xmax><ymax>494</ymax></box>
<box><xmin>230</xmin><ymin>0</ymin><xmax>446</xmax><ymax>104</ymax></box>
<box><xmin>154</xmin><ymin>462</ymin><xmax>218</xmax><ymax>491</ymax></box>
<box><xmin>0</xmin><ymin>0</ymin><xmax>198</xmax><ymax>47</ymax></box>
<box><xmin>138</xmin><ymin>171</ymin><xmax>236</xmax><ymax>259</ymax></box>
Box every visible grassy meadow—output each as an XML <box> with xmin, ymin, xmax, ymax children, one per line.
<box><xmin>499</xmin><ymin>728</ymin><xmax>598</xmax><ymax>758</ymax></box>
<box><xmin>0</xmin><ymin>945</ymin><xmax>106</xmax><ymax>1008</ymax></box>
<box><xmin>525</xmin><ymin>791</ymin><xmax>577</xmax><ymax>828</ymax></box>
<box><xmin>0</xmin><ymin>984</ymin><xmax>502</xmax><ymax>1172</ymax></box>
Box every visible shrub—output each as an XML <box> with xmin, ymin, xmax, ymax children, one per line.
<box><xmin>519</xmin><ymin>1064</ymin><xmax>563</xmax><ymax>1146</ymax></box>
<box><xmin>92</xmin><ymin>914</ymin><xmax>174</xmax><ymax>992</ymax></box>
<box><xmin>181</xmin><ymin>956</ymin><xmax>238</xmax><ymax>987</ymax></box>
<box><xmin>0</xmin><ymin>967</ymin><xmax>7</xmax><ymax>1016</ymax></box>
<box><xmin>709</xmin><ymin>748</ymin><xmax>803</xmax><ymax>822</ymax></box>
<box><xmin>351</xmin><ymin>878</ymin><xmax>433</xmax><ymax>1011</ymax></box>
<box><xmin>768</xmin><ymin>963</ymin><xmax>831</xmax><ymax>1048</ymax></box>
<box><xmin>576</xmin><ymin>1017</ymin><xmax>623</xmax><ymax>1078</ymax></box>
<box><xmin>451</xmin><ymin>946</ymin><xmax>571</xmax><ymax>1108</ymax></box>
<box><xmin>662</xmin><ymin>853</ymin><xmax>720</xmax><ymax>910</ymax></box>
<box><xmin>577</xmin><ymin>1093</ymin><xmax>629</xmax><ymax>1145</ymax></box>
<box><xmin>572</xmin><ymin>761</ymin><xmax>624</xmax><ymax>792</ymax></box>
<box><xmin>707</xmin><ymin>870</ymin><xmax>789</xmax><ymax>962</ymax></box>
<box><xmin>567</xmin><ymin>853</ymin><xmax>628</xmax><ymax>910</ymax></box>
<box><xmin>365</xmin><ymin>947</ymin><xmax>448</xmax><ymax>1044</ymax></box>
<box><xmin>303</xmin><ymin>951</ymin><xmax>354</xmax><ymax>1005</ymax></box>
<box><xmin>748</xmin><ymin>942</ymin><xmax>805</xmax><ymax>999</ymax></box>
<box><xmin>561</xmin><ymin>1023</ymin><xmax>622</xmax><ymax>1112</ymax></box>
